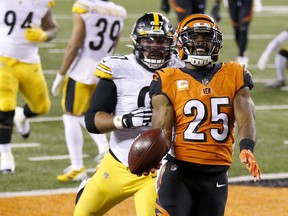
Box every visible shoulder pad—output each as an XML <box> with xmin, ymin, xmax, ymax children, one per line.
<box><xmin>95</xmin><ymin>61</ymin><xmax>113</xmax><ymax>79</ymax></box>
<box><xmin>72</xmin><ymin>1</ymin><xmax>90</xmax><ymax>14</ymax></box>
<box><xmin>95</xmin><ymin>55</ymin><xmax>131</xmax><ymax>79</ymax></box>
<box><xmin>48</xmin><ymin>0</ymin><xmax>55</xmax><ymax>7</ymax></box>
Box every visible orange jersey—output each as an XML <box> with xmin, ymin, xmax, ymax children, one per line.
<box><xmin>151</xmin><ymin>62</ymin><xmax>253</xmax><ymax>166</ymax></box>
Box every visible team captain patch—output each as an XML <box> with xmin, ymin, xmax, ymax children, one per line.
<box><xmin>177</xmin><ymin>80</ymin><xmax>189</xmax><ymax>91</ymax></box>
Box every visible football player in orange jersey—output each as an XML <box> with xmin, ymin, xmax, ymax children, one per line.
<box><xmin>149</xmin><ymin>14</ymin><xmax>261</xmax><ymax>215</ymax></box>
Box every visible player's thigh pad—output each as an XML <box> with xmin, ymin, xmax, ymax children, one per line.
<box><xmin>0</xmin><ymin>56</ymin><xmax>18</xmax><ymax>111</ymax></box>
<box><xmin>75</xmin><ymin>152</ymin><xmax>143</xmax><ymax>215</ymax></box>
<box><xmin>134</xmin><ymin>173</ymin><xmax>157</xmax><ymax>216</ymax></box>
<box><xmin>62</xmin><ymin>77</ymin><xmax>96</xmax><ymax>115</ymax></box>
<box><xmin>14</xmin><ymin>61</ymin><xmax>50</xmax><ymax>114</ymax></box>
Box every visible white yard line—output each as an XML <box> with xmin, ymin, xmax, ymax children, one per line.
<box><xmin>1</xmin><ymin>172</ymin><xmax>287</xmax><ymax>198</ymax></box>
<box><xmin>11</xmin><ymin>143</ymin><xmax>41</xmax><ymax>148</ymax></box>
<box><xmin>28</xmin><ymin>104</ymin><xmax>288</xmax><ymax>125</ymax></box>
<box><xmin>43</xmin><ymin>34</ymin><xmax>281</xmax><ymax>53</ymax></box>
<box><xmin>28</xmin><ymin>154</ymin><xmax>89</xmax><ymax>161</ymax></box>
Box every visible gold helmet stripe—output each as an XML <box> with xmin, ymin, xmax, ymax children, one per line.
<box><xmin>152</xmin><ymin>12</ymin><xmax>160</xmax><ymax>30</ymax></box>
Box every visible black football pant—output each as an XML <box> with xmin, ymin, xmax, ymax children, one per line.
<box><xmin>156</xmin><ymin>160</ymin><xmax>228</xmax><ymax>216</ymax></box>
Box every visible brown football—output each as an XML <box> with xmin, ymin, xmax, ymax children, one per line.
<box><xmin>128</xmin><ymin>128</ymin><xmax>168</xmax><ymax>175</ymax></box>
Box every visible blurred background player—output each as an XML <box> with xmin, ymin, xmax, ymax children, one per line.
<box><xmin>0</xmin><ymin>0</ymin><xmax>58</xmax><ymax>174</ymax></box>
<box><xmin>51</xmin><ymin>0</ymin><xmax>126</xmax><ymax>182</ymax></box>
<box><xmin>257</xmin><ymin>29</ymin><xmax>288</xmax><ymax>88</ymax></box>
<box><xmin>227</xmin><ymin>0</ymin><xmax>252</xmax><ymax>66</ymax></box>
<box><xmin>149</xmin><ymin>13</ymin><xmax>261</xmax><ymax>215</ymax></box>
<box><xmin>160</xmin><ymin>0</ymin><xmax>207</xmax><ymax>24</ymax></box>
<box><xmin>210</xmin><ymin>0</ymin><xmax>262</xmax><ymax>24</ymax></box>
<box><xmin>227</xmin><ymin>0</ymin><xmax>262</xmax><ymax>66</ymax></box>
<box><xmin>210</xmin><ymin>0</ymin><xmax>221</xmax><ymax>22</ymax></box>
<box><xmin>74</xmin><ymin>12</ymin><xmax>184</xmax><ymax>215</ymax></box>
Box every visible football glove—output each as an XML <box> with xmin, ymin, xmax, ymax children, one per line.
<box><xmin>113</xmin><ymin>107</ymin><xmax>152</xmax><ymax>129</ymax></box>
<box><xmin>239</xmin><ymin>149</ymin><xmax>261</xmax><ymax>182</ymax></box>
<box><xmin>257</xmin><ymin>52</ymin><xmax>269</xmax><ymax>70</ymax></box>
<box><xmin>25</xmin><ymin>24</ymin><xmax>48</xmax><ymax>42</ymax></box>
<box><xmin>51</xmin><ymin>74</ymin><xmax>65</xmax><ymax>97</ymax></box>
<box><xmin>160</xmin><ymin>0</ymin><xmax>170</xmax><ymax>13</ymax></box>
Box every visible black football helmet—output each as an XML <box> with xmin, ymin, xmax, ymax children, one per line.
<box><xmin>175</xmin><ymin>13</ymin><xmax>223</xmax><ymax>67</ymax></box>
<box><xmin>131</xmin><ymin>12</ymin><xmax>174</xmax><ymax>70</ymax></box>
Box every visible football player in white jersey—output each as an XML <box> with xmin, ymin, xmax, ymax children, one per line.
<box><xmin>257</xmin><ymin>30</ymin><xmax>288</xmax><ymax>88</ymax></box>
<box><xmin>73</xmin><ymin>12</ymin><xmax>184</xmax><ymax>216</ymax></box>
<box><xmin>51</xmin><ymin>0</ymin><xmax>126</xmax><ymax>182</ymax></box>
<box><xmin>0</xmin><ymin>0</ymin><xmax>58</xmax><ymax>174</ymax></box>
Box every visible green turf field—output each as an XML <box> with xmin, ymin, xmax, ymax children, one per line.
<box><xmin>1</xmin><ymin>0</ymin><xmax>288</xmax><ymax>193</ymax></box>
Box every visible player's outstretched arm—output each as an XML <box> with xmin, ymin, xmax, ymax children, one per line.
<box><xmin>234</xmin><ymin>87</ymin><xmax>261</xmax><ymax>181</ymax></box>
<box><xmin>257</xmin><ymin>30</ymin><xmax>288</xmax><ymax>70</ymax></box>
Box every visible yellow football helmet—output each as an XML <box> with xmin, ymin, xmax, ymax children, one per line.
<box><xmin>175</xmin><ymin>13</ymin><xmax>223</xmax><ymax>67</ymax></box>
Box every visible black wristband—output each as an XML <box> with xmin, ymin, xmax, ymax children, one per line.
<box><xmin>239</xmin><ymin>139</ymin><xmax>255</xmax><ymax>153</ymax></box>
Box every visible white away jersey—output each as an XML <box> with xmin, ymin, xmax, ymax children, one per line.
<box><xmin>0</xmin><ymin>0</ymin><xmax>54</xmax><ymax>63</ymax></box>
<box><xmin>68</xmin><ymin>0</ymin><xmax>127</xmax><ymax>84</ymax></box>
<box><xmin>95</xmin><ymin>54</ymin><xmax>184</xmax><ymax>166</ymax></box>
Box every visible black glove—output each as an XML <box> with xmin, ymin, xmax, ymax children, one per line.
<box><xmin>160</xmin><ymin>0</ymin><xmax>170</xmax><ymax>13</ymax></box>
<box><xmin>113</xmin><ymin>107</ymin><xmax>152</xmax><ymax>129</ymax></box>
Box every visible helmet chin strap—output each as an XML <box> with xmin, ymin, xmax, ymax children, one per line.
<box><xmin>185</xmin><ymin>55</ymin><xmax>212</xmax><ymax>67</ymax></box>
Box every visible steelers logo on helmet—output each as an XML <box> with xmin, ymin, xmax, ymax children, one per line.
<box><xmin>175</xmin><ymin>13</ymin><xmax>223</xmax><ymax>67</ymax></box>
<box><xmin>131</xmin><ymin>12</ymin><xmax>174</xmax><ymax>70</ymax></box>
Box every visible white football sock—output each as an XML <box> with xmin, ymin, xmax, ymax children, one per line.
<box><xmin>79</xmin><ymin>116</ymin><xmax>109</xmax><ymax>154</ymax></box>
<box><xmin>63</xmin><ymin>114</ymin><xmax>84</xmax><ymax>171</ymax></box>
<box><xmin>90</xmin><ymin>133</ymin><xmax>109</xmax><ymax>154</ymax></box>
<box><xmin>275</xmin><ymin>53</ymin><xmax>287</xmax><ymax>81</ymax></box>
<box><xmin>0</xmin><ymin>144</ymin><xmax>15</xmax><ymax>171</ymax></box>
<box><xmin>0</xmin><ymin>143</ymin><xmax>12</xmax><ymax>153</ymax></box>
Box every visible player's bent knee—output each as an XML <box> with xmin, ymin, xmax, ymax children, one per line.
<box><xmin>32</xmin><ymin>102</ymin><xmax>51</xmax><ymax>115</ymax></box>
<box><xmin>0</xmin><ymin>98</ymin><xmax>17</xmax><ymax>111</ymax></box>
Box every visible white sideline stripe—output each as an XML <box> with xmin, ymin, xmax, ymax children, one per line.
<box><xmin>228</xmin><ymin>173</ymin><xmax>288</xmax><ymax>183</ymax></box>
<box><xmin>29</xmin><ymin>116</ymin><xmax>62</xmax><ymax>122</ymax></box>
<box><xmin>283</xmin><ymin>140</ymin><xmax>288</xmax><ymax>145</ymax></box>
<box><xmin>0</xmin><ymin>188</ymin><xmax>78</xmax><ymax>198</ymax></box>
<box><xmin>1</xmin><ymin>172</ymin><xmax>287</xmax><ymax>198</ymax></box>
<box><xmin>11</xmin><ymin>143</ymin><xmax>41</xmax><ymax>148</ymax></box>
<box><xmin>28</xmin><ymin>154</ymin><xmax>89</xmax><ymax>161</ymax></box>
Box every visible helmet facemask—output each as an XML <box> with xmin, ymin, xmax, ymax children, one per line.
<box><xmin>131</xmin><ymin>12</ymin><xmax>175</xmax><ymax>70</ymax></box>
<box><xmin>175</xmin><ymin>14</ymin><xmax>223</xmax><ymax>67</ymax></box>
<box><xmin>133</xmin><ymin>35</ymin><xmax>173</xmax><ymax>70</ymax></box>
